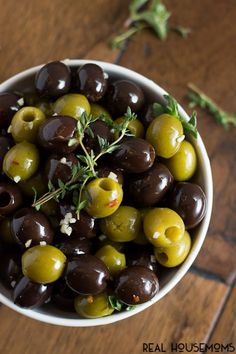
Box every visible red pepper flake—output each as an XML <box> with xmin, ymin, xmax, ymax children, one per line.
<box><xmin>105</xmin><ymin>199</ymin><xmax>119</xmax><ymax>208</ymax></box>
<box><xmin>86</xmin><ymin>295</ymin><xmax>94</xmax><ymax>304</ymax></box>
<box><xmin>132</xmin><ymin>295</ymin><xmax>140</xmax><ymax>303</ymax></box>
<box><xmin>12</xmin><ymin>160</ymin><xmax>19</xmax><ymax>165</ymax></box>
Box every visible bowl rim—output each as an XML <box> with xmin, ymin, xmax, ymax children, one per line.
<box><xmin>0</xmin><ymin>59</ymin><xmax>213</xmax><ymax>327</ymax></box>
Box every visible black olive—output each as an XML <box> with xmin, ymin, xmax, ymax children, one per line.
<box><xmin>0</xmin><ymin>183</ymin><xmax>23</xmax><ymax>216</ymax></box>
<box><xmin>125</xmin><ymin>245</ymin><xmax>159</xmax><ymax>273</ymax></box>
<box><xmin>84</xmin><ymin>120</ymin><xmax>114</xmax><ymax>153</ymax></box>
<box><xmin>0</xmin><ymin>93</ymin><xmax>22</xmax><ymax>129</ymax></box>
<box><xmin>55</xmin><ymin>237</ymin><xmax>91</xmax><ymax>257</ymax></box>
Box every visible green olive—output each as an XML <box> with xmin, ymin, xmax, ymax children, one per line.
<box><xmin>154</xmin><ymin>230</ymin><xmax>191</xmax><ymax>267</ymax></box>
<box><xmin>143</xmin><ymin>208</ymin><xmax>185</xmax><ymax>247</ymax></box>
<box><xmin>22</xmin><ymin>245</ymin><xmax>66</xmax><ymax>284</ymax></box>
<box><xmin>3</xmin><ymin>141</ymin><xmax>40</xmax><ymax>182</ymax></box>
<box><xmin>90</xmin><ymin>103</ymin><xmax>112</xmax><ymax>120</ymax></box>
<box><xmin>114</xmin><ymin>117</ymin><xmax>145</xmax><ymax>139</ymax></box>
<box><xmin>165</xmin><ymin>140</ymin><xmax>197</xmax><ymax>181</ymax></box>
<box><xmin>0</xmin><ymin>218</ymin><xmax>15</xmax><ymax>244</ymax></box>
<box><xmin>100</xmin><ymin>206</ymin><xmax>142</xmax><ymax>242</ymax></box>
<box><xmin>83</xmin><ymin>178</ymin><xmax>123</xmax><ymax>218</ymax></box>
<box><xmin>146</xmin><ymin>114</ymin><xmax>184</xmax><ymax>158</ymax></box>
<box><xmin>19</xmin><ymin>172</ymin><xmax>47</xmax><ymax>197</ymax></box>
<box><xmin>53</xmin><ymin>93</ymin><xmax>90</xmax><ymax>120</ymax></box>
<box><xmin>11</xmin><ymin>106</ymin><xmax>46</xmax><ymax>143</ymax></box>
<box><xmin>74</xmin><ymin>292</ymin><xmax>114</xmax><ymax>318</ymax></box>
<box><xmin>95</xmin><ymin>245</ymin><xmax>126</xmax><ymax>276</ymax></box>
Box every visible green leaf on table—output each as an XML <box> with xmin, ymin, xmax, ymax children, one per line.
<box><xmin>172</xmin><ymin>26</ymin><xmax>191</xmax><ymax>38</ymax></box>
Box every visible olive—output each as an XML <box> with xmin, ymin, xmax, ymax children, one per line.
<box><xmin>100</xmin><ymin>206</ymin><xmax>142</xmax><ymax>242</ymax></box>
<box><xmin>154</xmin><ymin>231</ymin><xmax>191</xmax><ymax>267</ymax></box>
<box><xmin>114</xmin><ymin>117</ymin><xmax>145</xmax><ymax>139</ymax></box>
<box><xmin>143</xmin><ymin>208</ymin><xmax>185</xmax><ymax>247</ymax></box>
<box><xmin>169</xmin><ymin>182</ymin><xmax>207</xmax><ymax>229</ymax></box>
<box><xmin>112</xmin><ymin>137</ymin><xmax>155</xmax><ymax>173</ymax></box>
<box><xmin>3</xmin><ymin>141</ymin><xmax>39</xmax><ymax>182</ymax></box>
<box><xmin>11</xmin><ymin>207</ymin><xmax>54</xmax><ymax>248</ymax></box>
<box><xmin>65</xmin><ymin>255</ymin><xmax>109</xmax><ymax>295</ymax></box>
<box><xmin>19</xmin><ymin>172</ymin><xmax>47</xmax><ymax>198</ymax></box>
<box><xmin>106</xmin><ymin>80</ymin><xmax>145</xmax><ymax>116</ymax></box>
<box><xmin>10</xmin><ymin>106</ymin><xmax>46</xmax><ymax>143</ymax></box>
<box><xmin>95</xmin><ymin>245</ymin><xmax>126</xmax><ymax>276</ymax></box>
<box><xmin>76</xmin><ymin>63</ymin><xmax>108</xmax><ymax>102</ymax></box>
<box><xmin>74</xmin><ymin>292</ymin><xmax>114</xmax><ymax>318</ymax></box>
<box><xmin>59</xmin><ymin>204</ymin><xmax>98</xmax><ymax>239</ymax></box>
<box><xmin>146</xmin><ymin>114</ymin><xmax>184</xmax><ymax>158</ymax></box>
<box><xmin>13</xmin><ymin>276</ymin><xmax>53</xmax><ymax>309</ymax></box>
<box><xmin>97</xmin><ymin>166</ymin><xmax>124</xmax><ymax>185</ymax></box>
<box><xmin>90</xmin><ymin>103</ymin><xmax>111</xmax><ymax>120</ymax></box>
<box><xmin>84</xmin><ymin>120</ymin><xmax>114</xmax><ymax>153</ymax></box>
<box><xmin>0</xmin><ymin>92</ymin><xmax>23</xmax><ymax>128</ymax></box>
<box><xmin>83</xmin><ymin>177</ymin><xmax>123</xmax><ymax>218</ymax></box>
<box><xmin>53</xmin><ymin>93</ymin><xmax>90</xmax><ymax>120</ymax></box>
<box><xmin>22</xmin><ymin>245</ymin><xmax>66</xmax><ymax>284</ymax></box>
<box><xmin>0</xmin><ymin>136</ymin><xmax>14</xmax><ymax>171</ymax></box>
<box><xmin>128</xmin><ymin>162</ymin><xmax>173</xmax><ymax>207</ymax></box>
<box><xmin>35</xmin><ymin>61</ymin><xmax>71</xmax><ymax>98</ymax></box>
<box><xmin>44</xmin><ymin>153</ymin><xmax>78</xmax><ymax>187</ymax></box>
<box><xmin>139</xmin><ymin>103</ymin><xmax>165</xmax><ymax>129</ymax></box>
<box><xmin>56</xmin><ymin>237</ymin><xmax>91</xmax><ymax>257</ymax></box>
<box><xmin>52</xmin><ymin>279</ymin><xmax>77</xmax><ymax>312</ymax></box>
<box><xmin>0</xmin><ymin>217</ymin><xmax>15</xmax><ymax>244</ymax></box>
<box><xmin>0</xmin><ymin>183</ymin><xmax>23</xmax><ymax>216</ymax></box>
<box><xmin>115</xmin><ymin>266</ymin><xmax>159</xmax><ymax>305</ymax></box>
<box><xmin>38</xmin><ymin>116</ymin><xmax>79</xmax><ymax>154</ymax></box>
<box><xmin>125</xmin><ymin>245</ymin><xmax>159</xmax><ymax>273</ymax></box>
<box><xmin>0</xmin><ymin>250</ymin><xmax>22</xmax><ymax>289</ymax></box>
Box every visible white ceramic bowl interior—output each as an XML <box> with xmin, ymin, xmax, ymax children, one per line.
<box><xmin>0</xmin><ymin>59</ymin><xmax>213</xmax><ymax>326</ymax></box>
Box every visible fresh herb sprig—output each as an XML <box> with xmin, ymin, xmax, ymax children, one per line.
<box><xmin>111</xmin><ymin>0</ymin><xmax>191</xmax><ymax>50</ymax></box>
<box><xmin>32</xmin><ymin>108</ymin><xmax>137</xmax><ymax>218</ymax></box>
<box><xmin>108</xmin><ymin>295</ymin><xmax>136</xmax><ymax>312</ymax></box>
<box><xmin>188</xmin><ymin>83</ymin><xmax>236</xmax><ymax>128</ymax></box>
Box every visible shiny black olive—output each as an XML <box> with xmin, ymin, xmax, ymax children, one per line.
<box><xmin>169</xmin><ymin>182</ymin><xmax>207</xmax><ymax>229</ymax></box>
<box><xmin>0</xmin><ymin>250</ymin><xmax>22</xmax><ymax>289</ymax></box>
<box><xmin>112</xmin><ymin>137</ymin><xmax>155</xmax><ymax>173</ymax></box>
<box><xmin>115</xmin><ymin>266</ymin><xmax>159</xmax><ymax>305</ymax></box>
<box><xmin>0</xmin><ymin>183</ymin><xmax>23</xmax><ymax>216</ymax></box>
<box><xmin>0</xmin><ymin>93</ymin><xmax>22</xmax><ymax>129</ymax></box>
<box><xmin>38</xmin><ymin>116</ymin><xmax>79</xmax><ymax>154</ymax></box>
<box><xmin>76</xmin><ymin>63</ymin><xmax>107</xmax><ymax>102</ymax></box>
<box><xmin>11</xmin><ymin>207</ymin><xmax>54</xmax><ymax>248</ymax></box>
<box><xmin>65</xmin><ymin>255</ymin><xmax>109</xmax><ymax>295</ymax></box>
<box><xmin>106</xmin><ymin>80</ymin><xmax>145</xmax><ymax>116</ymax></box>
<box><xmin>35</xmin><ymin>61</ymin><xmax>71</xmax><ymax>98</ymax></box>
<box><xmin>56</xmin><ymin>237</ymin><xmax>91</xmax><ymax>257</ymax></box>
<box><xmin>13</xmin><ymin>276</ymin><xmax>53</xmax><ymax>309</ymax></box>
<box><xmin>128</xmin><ymin>162</ymin><xmax>174</xmax><ymax>206</ymax></box>
<box><xmin>84</xmin><ymin>120</ymin><xmax>114</xmax><ymax>153</ymax></box>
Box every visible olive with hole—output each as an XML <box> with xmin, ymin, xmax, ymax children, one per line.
<box><xmin>74</xmin><ymin>292</ymin><xmax>114</xmax><ymax>318</ymax></box>
<box><xmin>100</xmin><ymin>206</ymin><xmax>142</xmax><ymax>242</ymax></box>
<box><xmin>95</xmin><ymin>245</ymin><xmax>126</xmax><ymax>276</ymax></box>
<box><xmin>65</xmin><ymin>255</ymin><xmax>109</xmax><ymax>295</ymax></box>
<box><xmin>112</xmin><ymin>137</ymin><xmax>155</xmax><ymax>173</ymax></box>
<box><xmin>0</xmin><ymin>251</ymin><xmax>22</xmax><ymax>289</ymax></box>
<box><xmin>0</xmin><ymin>92</ymin><xmax>23</xmax><ymax>128</ymax></box>
<box><xmin>146</xmin><ymin>114</ymin><xmax>184</xmax><ymax>158</ymax></box>
<box><xmin>11</xmin><ymin>106</ymin><xmax>46</xmax><ymax>143</ymax></box>
<box><xmin>53</xmin><ymin>93</ymin><xmax>90</xmax><ymax>119</ymax></box>
<box><xmin>154</xmin><ymin>231</ymin><xmax>191</xmax><ymax>267</ymax></box>
<box><xmin>38</xmin><ymin>116</ymin><xmax>79</xmax><ymax>154</ymax></box>
<box><xmin>22</xmin><ymin>245</ymin><xmax>67</xmax><ymax>284</ymax></box>
<box><xmin>115</xmin><ymin>266</ymin><xmax>159</xmax><ymax>305</ymax></box>
<box><xmin>76</xmin><ymin>63</ymin><xmax>108</xmax><ymax>102</ymax></box>
<box><xmin>128</xmin><ymin>162</ymin><xmax>174</xmax><ymax>207</ymax></box>
<box><xmin>3</xmin><ymin>141</ymin><xmax>39</xmax><ymax>182</ymax></box>
<box><xmin>12</xmin><ymin>207</ymin><xmax>54</xmax><ymax>248</ymax></box>
<box><xmin>143</xmin><ymin>208</ymin><xmax>185</xmax><ymax>247</ymax></box>
<box><xmin>35</xmin><ymin>61</ymin><xmax>71</xmax><ymax>98</ymax></box>
<box><xmin>13</xmin><ymin>276</ymin><xmax>53</xmax><ymax>309</ymax></box>
<box><xmin>83</xmin><ymin>177</ymin><xmax>123</xmax><ymax>218</ymax></box>
<box><xmin>0</xmin><ymin>183</ymin><xmax>23</xmax><ymax>216</ymax></box>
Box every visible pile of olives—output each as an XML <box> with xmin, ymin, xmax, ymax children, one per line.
<box><xmin>0</xmin><ymin>61</ymin><xmax>207</xmax><ymax>319</ymax></box>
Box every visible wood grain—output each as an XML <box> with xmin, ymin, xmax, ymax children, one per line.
<box><xmin>0</xmin><ymin>273</ymin><xmax>228</xmax><ymax>354</ymax></box>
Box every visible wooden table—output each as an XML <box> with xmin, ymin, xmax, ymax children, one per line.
<box><xmin>0</xmin><ymin>1</ymin><xmax>235</xmax><ymax>353</ymax></box>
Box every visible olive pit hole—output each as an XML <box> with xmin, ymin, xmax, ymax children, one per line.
<box><xmin>0</xmin><ymin>192</ymin><xmax>11</xmax><ymax>208</ymax></box>
<box><xmin>158</xmin><ymin>252</ymin><xmax>168</xmax><ymax>263</ymax></box>
<box><xmin>22</xmin><ymin>112</ymin><xmax>36</xmax><ymax>122</ymax></box>
<box><xmin>99</xmin><ymin>179</ymin><xmax>113</xmax><ymax>191</ymax></box>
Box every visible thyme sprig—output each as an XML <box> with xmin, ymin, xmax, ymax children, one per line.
<box><xmin>32</xmin><ymin>108</ymin><xmax>137</xmax><ymax>217</ymax></box>
<box><xmin>188</xmin><ymin>83</ymin><xmax>236</xmax><ymax>128</ymax></box>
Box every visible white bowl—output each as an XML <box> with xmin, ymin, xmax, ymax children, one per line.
<box><xmin>0</xmin><ymin>59</ymin><xmax>213</xmax><ymax>326</ymax></box>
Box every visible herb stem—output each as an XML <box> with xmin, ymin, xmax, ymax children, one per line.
<box><xmin>111</xmin><ymin>24</ymin><xmax>146</xmax><ymax>49</ymax></box>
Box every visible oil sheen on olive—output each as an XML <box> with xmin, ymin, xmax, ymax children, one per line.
<box><xmin>56</xmin><ymin>237</ymin><xmax>91</xmax><ymax>257</ymax></box>
<box><xmin>11</xmin><ymin>207</ymin><xmax>54</xmax><ymax>247</ymax></box>
<box><xmin>13</xmin><ymin>276</ymin><xmax>53</xmax><ymax>309</ymax></box>
<box><xmin>65</xmin><ymin>255</ymin><xmax>109</xmax><ymax>295</ymax></box>
<box><xmin>0</xmin><ymin>183</ymin><xmax>23</xmax><ymax>216</ymax></box>
<box><xmin>84</xmin><ymin>120</ymin><xmax>113</xmax><ymax>152</ymax></box>
<box><xmin>0</xmin><ymin>92</ymin><xmax>22</xmax><ymax>128</ymax></box>
<box><xmin>76</xmin><ymin>63</ymin><xmax>107</xmax><ymax>102</ymax></box>
<box><xmin>128</xmin><ymin>162</ymin><xmax>174</xmax><ymax>206</ymax></box>
<box><xmin>115</xmin><ymin>266</ymin><xmax>159</xmax><ymax>305</ymax></box>
<box><xmin>38</xmin><ymin>116</ymin><xmax>79</xmax><ymax>154</ymax></box>
<box><xmin>0</xmin><ymin>250</ymin><xmax>22</xmax><ymax>289</ymax></box>
<box><xmin>169</xmin><ymin>182</ymin><xmax>207</xmax><ymax>229</ymax></box>
<box><xmin>112</xmin><ymin>137</ymin><xmax>155</xmax><ymax>173</ymax></box>
<box><xmin>35</xmin><ymin>61</ymin><xmax>71</xmax><ymax>98</ymax></box>
<box><xmin>44</xmin><ymin>153</ymin><xmax>78</xmax><ymax>186</ymax></box>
